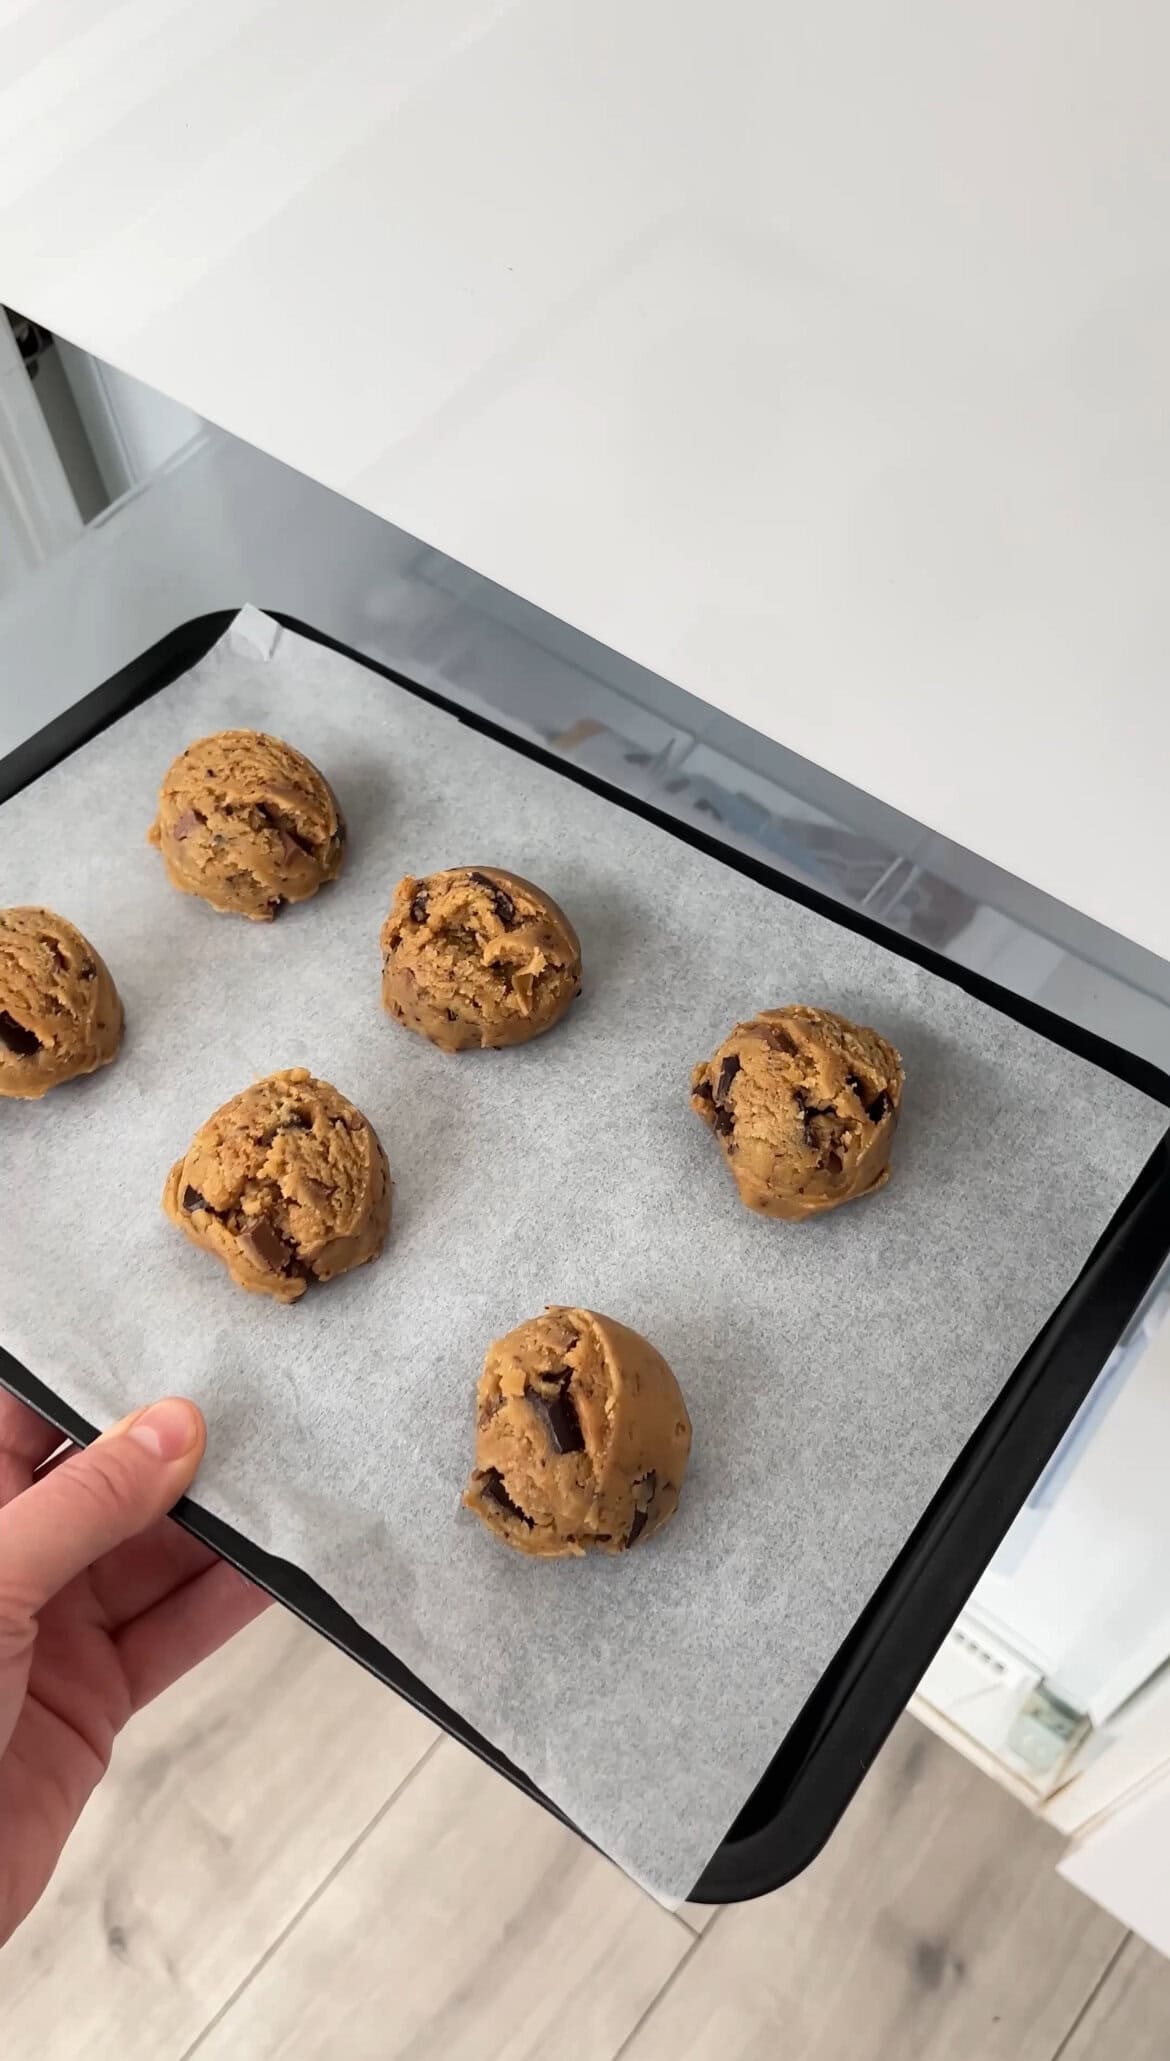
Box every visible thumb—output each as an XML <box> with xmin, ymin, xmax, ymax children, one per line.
<box><xmin>0</xmin><ymin>1399</ymin><xmax>206</xmax><ymax>1617</ymax></box>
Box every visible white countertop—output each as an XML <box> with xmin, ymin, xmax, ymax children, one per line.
<box><xmin>2</xmin><ymin>1</ymin><xmax>1168</xmax><ymax>961</ymax></box>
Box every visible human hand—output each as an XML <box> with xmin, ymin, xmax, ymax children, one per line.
<box><xmin>0</xmin><ymin>1392</ymin><xmax>269</xmax><ymax>1947</ymax></box>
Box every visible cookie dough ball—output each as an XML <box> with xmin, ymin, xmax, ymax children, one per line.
<box><xmin>0</xmin><ymin>907</ymin><xmax>123</xmax><ymax>1100</ymax></box>
<box><xmin>148</xmin><ymin>729</ymin><xmax>345</xmax><ymax>920</ymax></box>
<box><xmin>691</xmin><ymin>1004</ymin><xmax>903</xmax><ymax>1222</ymax></box>
<box><xmin>381</xmin><ymin>867</ymin><xmax>581</xmax><ymax>1052</ymax></box>
<box><xmin>162</xmin><ymin>1068</ymin><xmax>390</xmax><ymax>1302</ymax></box>
<box><xmin>463</xmin><ymin>1307</ymin><xmax>692</xmax><ymax>1558</ymax></box>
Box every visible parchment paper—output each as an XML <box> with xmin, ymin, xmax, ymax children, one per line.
<box><xmin>1</xmin><ymin>611</ymin><xmax>1165</xmax><ymax>1901</ymax></box>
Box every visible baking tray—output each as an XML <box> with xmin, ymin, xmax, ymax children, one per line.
<box><xmin>1</xmin><ymin>611</ymin><xmax>1168</xmax><ymax>1904</ymax></box>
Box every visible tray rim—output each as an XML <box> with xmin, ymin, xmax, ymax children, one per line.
<box><xmin>1</xmin><ymin>605</ymin><xmax>1167</xmax><ymax>1904</ymax></box>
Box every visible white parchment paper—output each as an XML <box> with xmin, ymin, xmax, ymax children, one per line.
<box><xmin>1</xmin><ymin>612</ymin><xmax>1165</xmax><ymax>1900</ymax></box>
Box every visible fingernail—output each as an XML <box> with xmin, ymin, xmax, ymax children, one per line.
<box><xmin>125</xmin><ymin>1398</ymin><xmax>202</xmax><ymax>1462</ymax></box>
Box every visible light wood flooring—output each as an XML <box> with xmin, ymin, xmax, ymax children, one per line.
<box><xmin>3</xmin><ymin>1609</ymin><xmax>1168</xmax><ymax>2059</ymax></box>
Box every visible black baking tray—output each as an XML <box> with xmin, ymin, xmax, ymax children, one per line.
<box><xmin>2</xmin><ymin>611</ymin><xmax>1168</xmax><ymax>1904</ymax></box>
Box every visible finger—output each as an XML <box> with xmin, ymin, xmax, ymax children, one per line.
<box><xmin>116</xmin><ymin>1560</ymin><xmax>272</xmax><ymax>1710</ymax></box>
<box><xmin>0</xmin><ymin>1399</ymin><xmax>205</xmax><ymax>1621</ymax></box>
<box><xmin>90</xmin><ymin>1516</ymin><xmax>218</xmax><ymax>1629</ymax></box>
<box><xmin>0</xmin><ymin>1392</ymin><xmax>62</xmax><ymax>1506</ymax></box>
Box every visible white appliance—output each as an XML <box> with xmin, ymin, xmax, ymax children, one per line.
<box><xmin>2</xmin><ymin>338</ymin><xmax>1169</xmax><ymax>1946</ymax></box>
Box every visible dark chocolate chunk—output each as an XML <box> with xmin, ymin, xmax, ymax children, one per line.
<box><xmin>627</xmin><ymin>1472</ymin><xmax>657</xmax><ymax>1547</ymax></box>
<box><xmin>714</xmin><ymin>1053</ymin><xmax>741</xmax><ymax>1105</ymax></box>
<box><xmin>171</xmin><ymin>809</ymin><xmax>201</xmax><ymax>840</ymax></box>
<box><xmin>257</xmin><ymin>804</ymin><xmax>314</xmax><ymax>858</ymax></box>
<box><xmin>793</xmin><ymin>1087</ymin><xmax>850</xmax><ymax>1169</ymax></box>
<box><xmin>182</xmin><ymin>1185</ymin><xmax>210</xmax><ymax>1213</ymax></box>
<box><xmin>528</xmin><ymin>1373</ymin><xmax>585</xmax><ymax>1455</ymax></box>
<box><xmin>693</xmin><ymin>1076</ymin><xmax>714</xmax><ymax>1103</ymax></box>
<box><xmin>846</xmin><ymin>1073</ymin><xmax>892</xmax><ymax>1125</ymax></box>
<box><xmin>481</xmin><ymin>1467</ymin><xmax>533</xmax><ymax>1525</ymax></box>
<box><xmin>469</xmin><ymin>872</ymin><xmax>516</xmax><ymax>927</ymax></box>
<box><xmin>237</xmin><ymin>1216</ymin><xmax>294</xmax><ymax>1273</ymax></box>
<box><xmin>766</xmin><ymin>1023</ymin><xmax>798</xmax><ymax>1054</ymax></box>
<box><xmin>410</xmin><ymin>887</ymin><xmax>429</xmax><ymax>924</ymax></box>
<box><xmin>0</xmin><ymin>1010</ymin><xmax>41</xmax><ymax>1057</ymax></box>
<box><xmin>79</xmin><ymin>961</ymin><xmax>95</xmax><ymax>981</ymax></box>
<box><xmin>793</xmin><ymin>1087</ymin><xmax>833</xmax><ymax>1144</ymax></box>
<box><xmin>712</xmin><ymin>1103</ymin><xmax>734</xmax><ymax>1137</ymax></box>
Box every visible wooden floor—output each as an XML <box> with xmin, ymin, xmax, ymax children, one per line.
<box><xmin>3</xmin><ymin>1611</ymin><xmax>1169</xmax><ymax>2060</ymax></box>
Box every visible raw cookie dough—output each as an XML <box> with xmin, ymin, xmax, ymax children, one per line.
<box><xmin>162</xmin><ymin>1068</ymin><xmax>390</xmax><ymax>1302</ymax></box>
<box><xmin>0</xmin><ymin>906</ymin><xmax>122</xmax><ymax>1100</ymax></box>
<box><xmin>691</xmin><ymin>1004</ymin><xmax>904</xmax><ymax>1221</ymax></box>
<box><xmin>463</xmin><ymin>1307</ymin><xmax>692</xmax><ymax>1558</ymax></box>
<box><xmin>148</xmin><ymin>729</ymin><xmax>345</xmax><ymax>920</ymax></box>
<box><xmin>380</xmin><ymin>867</ymin><xmax>581</xmax><ymax>1052</ymax></box>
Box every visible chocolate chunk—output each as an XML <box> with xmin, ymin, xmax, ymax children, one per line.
<box><xmin>257</xmin><ymin>805</ymin><xmax>314</xmax><ymax>858</ymax></box>
<box><xmin>528</xmin><ymin>1373</ymin><xmax>585</xmax><ymax>1455</ymax></box>
<box><xmin>714</xmin><ymin>1053</ymin><xmax>741</xmax><ymax>1105</ymax></box>
<box><xmin>481</xmin><ymin>1467</ymin><xmax>533</xmax><ymax>1525</ymax></box>
<box><xmin>712</xmin><ymin>1103</ymin><xmax>735</xmax><ymax>1137</ymax></box>
<box><xmin>182</xmin><ymin>1185</ymin><xmax>210</xmax><ymax>1213</ymax></box>
<box><xmin>79</xmin><ymin>961</ymin><xmax>95</xmax><ymax>981</ymax></box>
<box><xmin>237</xmin><ymin>1216</ymin><xmax>294</xmax><ymax>1273</ymax></box>
<box><xmin>693</xmin><ymin>1076</ymin><xmax>714</xmax><ymax>1103</ymax></box>
<box><xmin>766</xmin><ymin>1023</ymin><xmax>798</xmax><ymax>1054</ymax></box>
<box><xmin>0</xmin><ymin>1010</ymin><xmax>41</xmax><ymax>1057</ymax></box>
<box><xmin>410</xmin><ymin>887</ymin><xmax>429</xmax><ymax>924</ymax></box>
<box><xmin>627</xmin><ymin>1472</ymin><xmax>657</xmax><ymax>1547</ymax></box>
<box><xmin>846</xmin><ymin>1074</ymin><xmax>892</xmax><ymax>1125</ymax></box>
<box><xmin>172</xmin><ymin>809</ymin><xmax>201</xmax><ymax>840</ymax></box>
<box><xmin>469</xmin><ymin>872</ymin><xmax>516</xmax><ymax>927</ymax></box>
<box><xmin>793</xmin><ymin>1087</ymin><xmax>832</xmax><ymax>1143</ymax></box>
